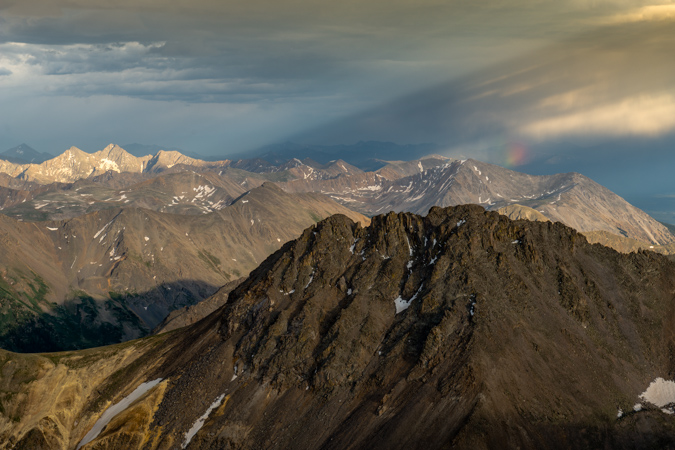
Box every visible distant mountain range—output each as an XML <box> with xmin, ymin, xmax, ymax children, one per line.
<box><xmin>0</xmin><ymin>144</ymin><xmax>54</xmax><ymax>164</ymax></box>
<box><xmin>278</xmin><ymin>156</ymin><xmax>675</xmax><ymax>246</ymax></box>
<box><xmin>121</xmin><ymin>143</ymin><xmax>207</xmax><ymax>160</ymax></box>
<box><xmin>246</xmin><ymin>140</ymin><xmax>442</xmax><ymax>171</ymax></box>
<box><xmin>0</xmin><ymin>143</ymin><xmax>672</xmax><ymax>247</ymax></box>
<box><xmin>0</xmin><ymin>144</ymin><xmax>233</xmax><ymax>184</ymax></box>
<box><xmin>3</xmin><ymin>205</ymin><xmax>675</xmax><ymax>449</ymax></box>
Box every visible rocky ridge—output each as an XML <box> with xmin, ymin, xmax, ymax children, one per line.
<box><xmin>0</xmin><ymin>144</ymin><xmax>231</xmax><ymax>184</ymax></box>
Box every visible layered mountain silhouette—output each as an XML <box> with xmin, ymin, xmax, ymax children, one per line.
<box><xmin>0</xmin><ymin>144</ymin><xmax>229</xmax><ymax>184</ymax></box>
<box><xmin>2</xmin><ymin>205</ymin><xmax>675</xmax><ymax>449</ymax></box>
<box><xmin>0</xmin><ymin>144</ymin><xmax>53</xmax><ymax>165</ymax></box>
<box><xmin>0</xmin><ymin>144</ymin><xmax>670</xmax><ymax>248</ymax></box>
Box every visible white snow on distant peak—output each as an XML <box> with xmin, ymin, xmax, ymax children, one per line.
<box><xmin>182</xmin><ymin>393</ymin><xmax>226</xmax><ymax>449</ymax></box>
<box><xmin>77</xmin><ymin>378</ymin><xmax>163</xmax><ymax>450</ymax></box>
<box><xmin>457</xmin><ymin>219</ymin><xmax>466</xmax><ymax>227</ymax></box>
<box><xmin>98</xmin><ymin>158</ymin><xmax>120</xmax><ymax>173</ymax></box>
<box><xmin>46</xmin><ymin>227</ymin><xmax>58</xmax><ymax>231</ymax></box>
<box><xmin>241</xmin><ymin>200</ymin><xmax>248</xmax><ymax>203</ymax></box>
<box><xmin>144</xmin><ymin>236</ymin><xmax>150</xmax><ymax>241</ymax></box>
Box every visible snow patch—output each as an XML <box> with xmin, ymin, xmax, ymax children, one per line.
<box><xmin>46</xmin><ymin>227</ymin><xmax>58</xmax><ymax>231</ymax></box>
<box><xmin>98</xmin><ymin>158</ymin><xmax>120</xmax><ymax>173</ymax></box>
<box><xmin>94</xmin><ymin>221</ymin><xmax>112</xmax><ymax>239</ymax></box>
<box><xmin>77</xmin><ymin>379</ymin><xmax>162</xmax><ymax>449</ymax></box>
<box><xmin>394</xmin><ymin>285</ymin><xmax>423</xmax><ymax>314</ymax></box>
<box><xmin>182</xmin><ymin>394</ymin><xmax>226</xmax><ymax>449</ymax></box>
<box><xmin>639</xmin><ymin>377</ymin><xmax>675</xmax><ymax>408</ymax></box>
<box><xmin>144</xmin><ymin>236</ymin><xmax>150</xmax><ymax>241</ymax></box>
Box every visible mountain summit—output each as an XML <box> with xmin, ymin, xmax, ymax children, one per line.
<box><xmin>0</xmin><ymin>144</ymin><xmax>231</xmax><ymax>183</ymax></box>
<box><xmin>0</xmin><ymin>144</ymin><xmax>53</xmax><ymax>164</ymax></box>
<box><xmin>3</xmin><ymin>205</ymin><xmax>675</xmax><ymax>448</ymax></box>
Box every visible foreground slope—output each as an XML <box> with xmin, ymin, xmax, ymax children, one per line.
<box><xmin>2</xmin><ymin>205</ymin><xmax>675</xmax><ymax>449</ymax></box>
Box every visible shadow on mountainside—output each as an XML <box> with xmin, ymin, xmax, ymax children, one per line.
<box><xmin>0</xmin><ymin>279</ymin><xmax>221</xmax><ymax>353</ymax></box>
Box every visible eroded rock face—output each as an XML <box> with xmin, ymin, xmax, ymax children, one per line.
<box><xmin>5</xmin><ymin>205</ymin><xmax>675</xmax><ymax>449</ymax></box>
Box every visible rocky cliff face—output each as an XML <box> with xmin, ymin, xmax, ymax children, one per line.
<box><xmin>2</xmin><ymin>205</ymin><xmax>675</xmax><ymax>449</ymax></box>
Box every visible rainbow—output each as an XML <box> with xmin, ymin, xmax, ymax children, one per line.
<box><xmin>503</xmin><ymin>141</ymin><xmax>529</xmax><ymax>168</ymax></box>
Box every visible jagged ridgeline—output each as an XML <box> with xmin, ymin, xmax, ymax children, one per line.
<box><xmin>3</xmin><ymin>205</ymin><xmax>675</xmax><ymax>449</ymax></box>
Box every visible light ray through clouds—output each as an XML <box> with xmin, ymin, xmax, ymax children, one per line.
<box><xmin>0</xmin><ymin>0</ymin><xmax>664</xmax><ymax>153</ymax></box>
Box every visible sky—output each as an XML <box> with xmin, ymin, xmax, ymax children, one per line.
<box><xmin>1</xmin><ymin>0</ymin><xmax>675</xmax><ymax>218</ymax></box>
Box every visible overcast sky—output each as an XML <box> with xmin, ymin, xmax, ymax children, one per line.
<box><xmin>1</xmin><ymin>1</ymin><xmax>671</xmax><ymax>154</ymax></box>
<box><xmin>1</xmin><ymin>0</ymin><xmax>675</xmax><ymax>220</ymax></box>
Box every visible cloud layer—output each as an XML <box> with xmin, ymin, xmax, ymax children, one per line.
<box><xmin>0</xmin><ymin>0</ymin><xmax>674</xmax><ymax>156</ymax></box>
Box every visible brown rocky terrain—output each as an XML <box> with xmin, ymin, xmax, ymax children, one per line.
<box><xmin>0</xmin><ymin>183</ymin><xmax>367</xmax><ymax>352</ymax></box>
<box><xmin>1</xmin><ymin>171</ymin><xmax>254</xmax><ymax>221</ymax></box>
<box><xmin>152</xmin><ymin>278</ymin><xmax>245</xmax><ymax>334</ymax></box>
<box><xmin>1</xmin><ymin>205</ymin><xmax>675</xmax><ymax>449</ymax></box>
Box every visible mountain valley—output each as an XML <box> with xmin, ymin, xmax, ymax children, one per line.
<box><xmin>0</xmin><ymin>183</ymin><xmax>367</xmax><ymax>352</ymax></box>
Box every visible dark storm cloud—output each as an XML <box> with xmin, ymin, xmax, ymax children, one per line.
<box><xmin>1</xmin><ymin>0</ymin><xmax>673</xmax><ymax>156</ymax></box>
<box><xmin>291</xmin><ymin>17</ymin><xmax>675</xmax><ymax>159</ymax></box>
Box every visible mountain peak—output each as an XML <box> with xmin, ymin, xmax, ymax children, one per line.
<box><xmin>64</xmin><ymin>146</ymin><xmax>86</xmax><ymax>155</ymax></box>
<box><xmin>0</xmin><ymin>143</ymin><xmax>54</xmax><ymax>164</ymax></box>
<box><xmin>97</xmin><ymin>143</ymin><xmax>134</xmax><ymax>159</ymax></box>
